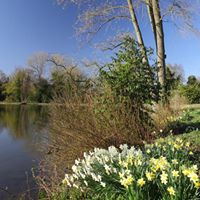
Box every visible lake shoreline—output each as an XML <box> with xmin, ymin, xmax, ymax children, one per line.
<box><xmin>1</xmin><ymin>102</ymin><xmax>200</xmax><ymax>108</ymax></box>
<box><xmin>0</xmin><ymin>102</ymin><xmax>90</xmax><ymax>107</ymax></box>
<box><xmin>0</xmin><ymin>102</ymin><xmax>50</xmax><ymax>106</ymax></box>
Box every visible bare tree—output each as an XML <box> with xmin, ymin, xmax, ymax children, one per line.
<box><xmin>57</xmin><ymin>0</ymin><xmax>149</xmax><ymax>62</ymax></box>
<box><xmin>144</xmin><ymin>0</ymin><xmax>199</xmax><ymax>96</ymax></box>
<box><xmin>48</xmin><ymin>54</ymin><xmax>90</xmax><ymax>85</ymax></box>
<box><xmin>27</xmin><ymin>52</ymin><xmax>48</xmax><ymax>80</ymax></box>
<box><xmin>146</xmin><ymin>0</ymin><xmax>157</xmax><ymax>50</ymax></box>
<box><xmin>48</xmin><ymin>54</ymin><xmax>92</xmax><ymax>98</ymax></box>
<box><xmin>127</xmin><ymin>0</ymin><xmax>148</xmax><ymax>63</ymax></box>
<box><xmin>48</xmin><ymin>54</ymin><xmax>80</xmax><ymax>82</ymax></box>
<box><xmin>167</xmin><ymin>63</ymin><xmax>185</xmax><ymax>82</ymax></box>
<box><xmin>0</xmin><ymin>70</ymin><xmax>8</xmax><ymax>83</ymax></box>
<box><xmin>159</xmin><ymin>0</ymin><xmax>199</xmax><ymax>35</ymax></box>
<box><xmin>57</xmin><ymin>0</ymin><xmax>200</xmax><ymax>97</ymax></box>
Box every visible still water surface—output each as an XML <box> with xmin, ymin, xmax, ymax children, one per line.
<box><xmin>0</xmin><ymin>105</ymin><xmax>49</xmax><ymax>199</ymax></box>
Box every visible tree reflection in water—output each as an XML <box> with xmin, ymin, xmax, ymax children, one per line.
<box><xmin>0</xmin><ymin>105</ymin><xmax>49</xmax><ymax>199</ymax></box>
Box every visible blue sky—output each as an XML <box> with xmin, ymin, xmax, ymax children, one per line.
<box><xmin>0</xmin><ymin>0</ymin><xmax>199</xmax><ymax>79</ymax></box>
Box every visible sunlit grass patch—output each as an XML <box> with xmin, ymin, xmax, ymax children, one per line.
<box><xmin>175</xmin><ymin>131</ymin><xmax>200</xmax><ymax>150</ymax></box>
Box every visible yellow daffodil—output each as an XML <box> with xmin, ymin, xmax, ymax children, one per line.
<box><xmin>185</xmin><ymin>142</ymin><xmax>190</xmax><ymax>147</ymax></box>
<box><xmin>174</xmin><ymin>143</ymin><xmax>181</xmax><ymax>149</ymax></box>
<box><xmin>146</xmin><ymin>171</ymin><xmax>155</xmax><ymax>181</ymax></box>
<box><xmin>154</xmin><ymin>157</ymin><xmax>169</xmax><ymax>171</ymax></box>
<box><xmin>167</xmin><ymin>186</ymin><xmax>175</xmax><ymax>196</ymax></box>
<box><xmin>192</xmin><ymin>165</ymin><xmax>198</xmax><ymax>171</ymax></box>
<box><xmin>172</xmin><ymin>159</ymin><xmax>178</xmax><ymax>165</ymax></box>
<box><xmin>120</xmin><ymin>175</ymin><xmax>134</xmax><ymax>188</ymax></box>
<box><xmin>194</xmin><ymin>182</ymin><xmax>200</xmax><ymax>188</ymax></box>
<box><xmin>122</xmin><ymin>161</ymin><xmax>129</xmax><ymax>168</ymax></box>
<box><xmin>137</xmin><ymin>159</ymin><xmax>142</xmax><ymax>166</ymax></box>
<box><xmin>62</xmin><ymin>175</ymin><xmax>72</xmax><ymax>187</ymax></box>
<box><xmin>168</xmin><ymin>140</ymin><xmax>172</xmax><ymax>145</ymax></box>
<box><xmin>188</xmin><ymin>172</ymin><xmax>199</xmax><ymax>183</ymax></box>
<box><xmin>182</xmin><ymin>166</ymin><xmax>199</xmax><ymax>183</ymax></box>
<box><xmin>189</xmin><ymin>151</ymin><xmax>193</xmax><ymax>155</ymax></box>
<box><xmin>172</xmin><ymin>170</ymin><xmax>179</xmax><ymax>178</ymax></box>
<box><xmin>146</xmin><ymin>149</ymin><xmax>151</xmax><ymax>154</ymax></box>
<box><xmin>126</xmin><ymin>154</ymin><xmax>134</xmax><ymax>165</ymax></box>
<box><xmin>176</xmin><ymin>138</ymin><xmax>182</xmax><ymax>143</ymax></box>
<box><xmin>160</xmin><ymin>172</ymin><xmax>168</xmax><ymax>185</ymax></box>
<box><xmin>182</xmin><ymin>168</ymin><xmax>190</xmax><ymax>176</ymax></box>
<box><xmin>137</xmin><ymin>178</ymin><xmax>146</xmax><ymax>187</ymax></box>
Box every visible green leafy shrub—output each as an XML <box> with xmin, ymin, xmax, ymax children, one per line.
<box><xmin>97</xmin><ymin>36</ymin><xmax>159</xmax><ymax>130</ymax></box>
<box><xmin>99</xmin><ymin>36</ymin><xmax>159</xmax><ymax>106</ymax></box>
<box><xmin>180</xmin><ymin>76</ymin><xmax>200</xmax><ymax>104</ymax></box>
<box><xmin>62</xmin><ymin>138</ymin><xmax>200</xmax><ymax>200</ymax></box>
<box><xmin>180</xmin><ymin>84</ymin><xmax>200</xmax><ymax>104</ymax></box>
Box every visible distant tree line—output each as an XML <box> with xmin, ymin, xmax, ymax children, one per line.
<box><xmin>162</xmin><ymin>64</ymin><xmax>200</xmax><ymax>104</ymax></box>
<box><xmin>0</xmin><ymin>52</ymin><xmax>89</xmax><ymax>103</ymax></box>
<box><xmin>0</xmin><ymin>43</ymin><xmax>199</xmax><ymax>104</ymax></box>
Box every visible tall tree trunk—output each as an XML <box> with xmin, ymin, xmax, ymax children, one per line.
<box><xmin>127</xmin><ymin>0</ymin><xmax>148</xmax><ymax>64</ymax></box>
<box><xmin>146</xmin><ymin>0</ymin><xmax>157</xmax><ymax>50</ymax></box>
<box><xmin>151</xmin><ymin>0</ymin><xmax>166</xmax><ymax>96</ymax></box>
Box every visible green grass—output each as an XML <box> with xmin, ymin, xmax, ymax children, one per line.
<box><xmin>177</xmin><ymin>130</ymin><xmax>200</xmax><ymax>150</ymax></box>
<box><xmin>182</xmin><ymin>108</ymin><xmax>200</xmax><ymax>123</ymax></box>
<box><xmin>167</xmin><ymin>108</ymin><xmax>200</xmax><ymax>150</ymax></box>
<box><xmin>182</xmin><ymin>104</ymin><xmax>200</xmax><ymax>109</ymax></box>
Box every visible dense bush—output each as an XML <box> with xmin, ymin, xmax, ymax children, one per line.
<box><xmin>180</xmin><ymin>84</ymin><xmax>200</xmax><ymax>104</ymax></box>
<box><xmin>62</xmin><ymin>138</ymin><xmax>200</xmax><ymax>200</ymax></box>
<box><xmin>97</xmin><ymin>36</ymin><xmax>159</xmax><ymax>130</ymax></box>
<box><xmin>99</xmin><ymin>36</ymin><xmax>159</xmax><ymax>106</ymax></box>
<box><xmin>180</xmin><ymin>76</ymin><xmax>200</xmax><ymax>104</ymax></box>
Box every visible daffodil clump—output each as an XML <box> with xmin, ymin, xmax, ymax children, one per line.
<box><xmin>62</xmin><ymin>138</ymin><xmax>200</xmax><ymax>200</ymax></box>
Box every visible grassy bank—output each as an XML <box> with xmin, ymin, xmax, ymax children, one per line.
<box><xmin>176</xmin><ymin>130</ymin><xmax>200</xmax><ymax>149</ymax></box>
<box><xmin>170</xmin><ymin>108</ymin><xmax>200</xmax><ymax>150</ymax></box>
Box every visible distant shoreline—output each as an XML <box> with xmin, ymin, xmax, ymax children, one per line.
<box><xmin>1</xmin><ymin>102</ymin><xmax>200</xmax><ymax>108</ymax></box>
<box><xmin>0</xmin><ymin>102</ymin><xmax>50</xmax><ymax>106</ymax></box>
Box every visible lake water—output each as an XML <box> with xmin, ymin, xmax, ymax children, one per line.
<box><xmin>0</xmin><ymin>105</ymin><xmax>49</xmax><ymax>199</ymax></box>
